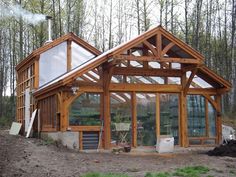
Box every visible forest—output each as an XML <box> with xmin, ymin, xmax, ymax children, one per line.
<box><xmin>0</xmin><ymin>0</ymin><xmax>235</xmax><ymax>122</ymax></box>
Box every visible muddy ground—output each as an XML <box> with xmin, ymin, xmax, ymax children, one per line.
<box><xmin>0</xmin><ymin>129</ymin><xmax>236</xmax><ymax>177</ymax></box>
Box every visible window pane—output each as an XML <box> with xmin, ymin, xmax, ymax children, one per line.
<box><xmin>136</xmin><ymin>93</ymin><xmax>156</xmax><ymax>146</ymax></box>
<box><xmin>69</xmin><ymin>93</ymin><xmax>101</xmax><ymax>126</ymax></box>
<box><xmin>110</xmin><ymin>93</ymin><xmax>132</xmax><ymax>145</ymax></box>
<box><xmin>208</xmin><ymin>102</ymin><xmax>216</xmax><ymax>137</ymax></box>
<box><xmin>187</xmin><ymin>95</ymin><xmax>206</xmax><ymax>137</ymax></box>
<box><xmin>160</xmin><ymin>94</ymin><xmax>179</xmax><ymax>145</ymax></box>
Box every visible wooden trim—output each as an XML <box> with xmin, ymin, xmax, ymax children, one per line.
<box><xmin>67</xmin><ymin>39</ymin><xmax>72</xmax><ymax>71</ymax></box>
<box><xmin>109</xmin><ymin>83</ymin><xmax>182</xmax><ymax>92</ymax></box>
<box><xmin>131</xmin><ymin>92</ymin><xmax>137</xmax><ymax>147</ymax></box>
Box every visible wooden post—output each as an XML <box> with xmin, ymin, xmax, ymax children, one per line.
<box><xmin>34</xmin><ymin>56</ymin><xmax>39</xmax><ymax>88</ymax></box>
<box><xmin>180</xmin><ymin>70</ymin><xmax>188</xmax><ymax>147</ymax></box>
<box><xmin>103</xmin><ymin>69</ymin><xmax>111</xmax><ymax>149</ymax></box>
<box><xmin>131</xmin><ymin>92</ymin><xmax>137</xmax><ymax>147</ymax></box>
<box><xmin>156</xmin><ymin>93</ymin><xmax>160</xmax><ymax>140</ymax></box>
<box><xmin>205</xmin><ymin>99</ymin><xmax>209</xmax><ymax>137</ymax></box>
<box><xmin>67</xmin><ymin>40</ymin><xmax>72</xmax><ymax>71</ymax></box>
<box><xmin>216</xmin><ymin>94</ymin><xmax>222</xmax><ymax>144</ymax></box>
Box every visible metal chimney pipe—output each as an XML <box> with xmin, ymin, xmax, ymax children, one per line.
<box><xmin>45</xmin><ymin>15</ymin><xmax>52</xmax><ymax>43</ymax></box>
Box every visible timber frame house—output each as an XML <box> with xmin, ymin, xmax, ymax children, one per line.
<box><xmin>16</xmin><ymin>26</ymin><xmax>231</xmax><ymax>150</ymax></box>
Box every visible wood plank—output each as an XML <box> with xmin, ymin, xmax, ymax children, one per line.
<box><xmin>131</xmin><ymin>92</ymin><xmax>137</xmax><ymax>147</ymax></box>
<box><xmin>113</xmin><ymin>67</ymin><xmax>182</xmax><ymax>77</ymax></box>
<box><xmin>109</xmin><ymin>83</ymin><xmax>182</xmax><ymax>92</ymax></box>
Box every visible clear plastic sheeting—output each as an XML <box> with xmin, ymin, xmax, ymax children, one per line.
<box><xmin>71</xmin><ymin>42</ymin><xmax>95</xmax><ymax>69</ymax></box>
<box><xmin>192</xmin><ymin>76</ymin><xmax>213</xmax><ymax>88</ymax></box>
<box><xmin>39</xmin><ymin>42</ymin><xmax>67</xmax><ymax>86</ymax></box>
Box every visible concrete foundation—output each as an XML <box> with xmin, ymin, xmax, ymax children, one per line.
<box><xmin>41</xmin><ymin>131</ymin><xmax>79</xmax><ymax>150</ymax></box>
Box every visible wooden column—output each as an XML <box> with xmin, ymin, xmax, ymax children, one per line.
<box><xmin>131</xmin><ymin>92</ymin><xmax>137</xmax><ymax>147</ymax></box>
<box><xmin>205</xmin><ymin>99</ymin><xmax>209</xmax><ymax>137</ymax></box>
<box><xmin>180</xmin><ymin>71</ymin><xmax>188</xmax><ymax>147</ymax></box>
<box><xmin>156</xmin><ymin>93</ymin><xmax>160</xmax><ymax>140</ymax></box>
<box><xmin>103</xmin><ymin>69</ymin><xmax>111</xmax><ymax>149</ymax></box>
<box><xmin>34</xmin><ymin>56</ymin><xmax>40</xmax><ymax>88</ymax></box>
<box><xmin>67</xmin><ymin>40</ymin><xmax>72</xmax><ymax>71</ymax></box>
<box><xmin>216</xmin><ymin>94</ymin><xmax>222</xmax><ymax>144</ymax></box>
<box><xmin>60</xmin><ymin>92</ymin><xmax>67</xmax><ymax>131</ymax></box>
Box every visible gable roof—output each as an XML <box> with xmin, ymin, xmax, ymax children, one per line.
<box><xmin>33</xmin><ymin>26</ymin><xmax>231</xmax><ymax>97</ymax></box>
<box><xmin>16</xmin><ymin>32</ymin><xmax>101</xmax><ymax>71</ymax></box>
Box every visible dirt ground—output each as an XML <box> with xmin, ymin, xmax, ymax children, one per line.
<box><xmin>0</xmin><ymin>129</ymin><xmax>236</xmax><ymax>177</ymax></box>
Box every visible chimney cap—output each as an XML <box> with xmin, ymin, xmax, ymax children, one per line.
<box><xmin>45</xmin><ymin>15</ymin><xmax>52</xmax><ymax>20</ymax></box>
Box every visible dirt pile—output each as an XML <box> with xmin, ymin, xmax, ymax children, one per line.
<box><xmin>207</xmin><ymin>140</ymin><xmax>236</xmax><ymax>157</ymax></box>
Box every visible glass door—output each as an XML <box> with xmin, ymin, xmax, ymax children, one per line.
<box><xmin>136</xmin><ymin>93</ymin><xmax>156</xmax><ymax>146</ymax></box>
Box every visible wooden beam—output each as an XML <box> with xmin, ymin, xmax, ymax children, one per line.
<box><xmin>183</xmin><ymin>68</ymin><xmax>198</xmax><ymax>95</ymax></box>
<box><xmin>156</xmin><ymin>32</ymin><xmax>162</xmax><ymax>57</ymax></box>
<box><xmin>143</xmin><ymin>40</ymin><xmax>158</xmax><ymax>56</ymax></box>
<box><xmin>109</xmin><ymin>83</ymin><xmax>182</xmax><ymax>92</ymax></box>
<box><xmin>202</xmin><ymin>94</ymin><xmax>217</xmax><ymax>110</ymax></box>
<box><xmin>113</xmin><ymin>67</ymin><xmax>182</xmax><ymax>77</ymax></box>
<box><xmin>113</xmin><ymin>55</ymin><xmax>199</xmax><ymax>64</ymax></box>
<box><xmin>67</xmin><ymin>39</ymin><xmax>72</xmax><ymax>71</ymax></box>
<box><xmin>188</xmin><ymin>88</ymin><xmax>218</xmax><ymax>95</ymax></box>
<box><xmin>131</xmin><ymin>92</ymin><xmax>137</xmax><ymax>147</ymax></box>
<box><xmin>161</xmin><ymin>42</ymin><xmax>175</xmax><ymax>56</ymax></box>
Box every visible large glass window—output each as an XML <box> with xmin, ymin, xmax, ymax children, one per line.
<box><xmin>110</xmin><ymin>93</ymin><xmax>132</xmax><ymax>145</ymax></box>
<box><xmin>69</xmin><ymin>93</ymin><xmax>101</xmax><ymax>126</ymax></box>
<box><xmin>187</xmin><ymin>95</ymin><xmax>206</xmax><ymax>137</ymax></box>
<box><xmin>136</xmin><ymin>93</ymin><xmax>156</xmax><ymax>146</ymax></box>
<box><xmin>160</xmin><ymin>94</ymin><xmax>179</xmax><ymax>144</ymax></box>
<box><xmin>39</xmin><ymin>42</ymin><xmax>67</xmax><ymax>86</ymax></box>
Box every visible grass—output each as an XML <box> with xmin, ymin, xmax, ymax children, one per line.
<box><xmin>145</xmin><ymin>166</ymin><xmax>209</xmax><ymax>177</ymax></box>
<box><xmin>81</xmin><ymin>173</ymin><xmax>130</xmax><ymax>177</ymax></box>
<box><xmin>145</xmin><ymin>172</ymin><xmax>171</xmax><ymax>177</ymax></box>
<box><xmin>83</xmin><ymin>166</ymin><xmax>211</xmax><ymax>177</ymax></box>
<box><xmin>173</xmin><ymin>166</ymin><xmax>209</xmax><ymax>177</ymax></box>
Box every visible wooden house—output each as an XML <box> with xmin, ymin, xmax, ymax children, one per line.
<box><xmin>16</xmin><ymin>26</ymin><xmax>231</xmax><ymax>150</ymax></box>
